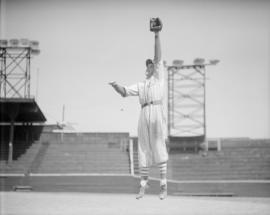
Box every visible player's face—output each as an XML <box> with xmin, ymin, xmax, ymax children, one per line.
<box><xmin>146</xmin><ymin>63</ymin><xmax>154</xmax><ymax>79</ymax></box>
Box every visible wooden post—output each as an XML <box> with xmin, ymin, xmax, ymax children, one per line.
<box><xmin>217</xmin><ymin>138</ymin><xmax>221</xmax><ymax>151</ymax></box>
<box><xmin>8</xmin><ymin>120</ymin><xmax>14</xmax><ymax>165</ymax></box>
<box><xmin>129</xmin><ymin>138</ymin><xmax>134</xmax><ymax>176</ymax></box>
<box><xmin>7</xmin><ymin>103</ymin><xmax>19</xmax><ymax>165</ymax></box>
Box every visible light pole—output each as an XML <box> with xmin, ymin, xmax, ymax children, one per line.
<box><xmin>166</xmin><ymin>58</ymin><xmax>219</xmax><ymax>151</ymax></box>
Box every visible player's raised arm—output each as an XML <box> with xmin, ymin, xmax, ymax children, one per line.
<box><xmin>154</xmin><ymin>31</ymin><xmax>161</xmax><ymax>63</ymax></box>
<box><xmin>150</xmin><ymin>18</ymin><xmax>164</xmax><ymax>81</ymax></box>
<box><xmin>151</xmin><ymin>17</ymin><xmax>162</xmax><ymax>63</ymax></box>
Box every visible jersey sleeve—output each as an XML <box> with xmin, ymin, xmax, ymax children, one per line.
<box><xmin>124</xmin><ymin>83</ymin><xmax>139</xmax><ymax>97</ymax></box>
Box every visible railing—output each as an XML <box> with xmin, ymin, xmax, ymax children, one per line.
<box><xmin>129</xmin><ymin>138</ymin><xmax>134</xmax><ymax>176</ymax></box>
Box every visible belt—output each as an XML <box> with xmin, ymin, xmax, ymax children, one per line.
<box><xmin>141</xmin><ymin>100</ymin><xmax>162</xmax><ymax>108</ymax></box>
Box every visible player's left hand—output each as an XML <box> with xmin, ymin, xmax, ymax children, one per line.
<box><xmin>150</xmin><ymin>17</ymin><xmax>163</xmax><ymax>32</ymax></box>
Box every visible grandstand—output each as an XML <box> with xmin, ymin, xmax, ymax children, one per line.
<box><xmin>0</xmin><ymin>132</ymin><xmax>130</xmax><ymax>174</ymax></box>
<box><xmin>1</xmin><ymin>131</ymin><xmax>270</xmax><ymax>180</ymax></box>
<box><xmin>35</xmin><ymin>132</ymin><xmax>130</xmax><ymax>174</ymax></box>
<box><xmin>131</xmin><ymin>137</ymin><xmax>270</xmax><ymax>180</ymax></box>
<box><xmin>1</xmin><ymin>122</ymin><xmax>270</xmax><ymax>197</ymax></box>
<box><xmin>0</xmin><ymin>98</ymin><xmax>46</xmax><ymax>173</ymax></box>
<box><xmin>0</xmin><ymin>99</ymin><xmax>269</xmax><ymax>195</ymax></box>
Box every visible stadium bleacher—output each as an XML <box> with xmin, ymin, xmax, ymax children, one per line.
<box><xmin>35</xmin><ymin>140</ymin><xmax>130</xmax><ymax>174</ymax></box>
<box><xmin>1</xmin><ymin>130</ymin><xmax>270</xmax><ymax>181</ymax></box>
<box><xmin>131</xmin><ymin>138</ymin><xmax>270</xmax><ymax>180</ymax></box>
<box><xmin>0</xmin><ymin>125</ymin><xmax>44</xmax><ymax>161</ymax></box>
<box><xmin>0</xmin><ymin>140</ymin><xmax>43</xmax><ymax>174</ymax></box>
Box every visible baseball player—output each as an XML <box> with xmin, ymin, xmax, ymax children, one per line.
<box><xmin>109</xmin><ymin>18</ymin><xmax>168</xmax><ymax>200</ymax></box>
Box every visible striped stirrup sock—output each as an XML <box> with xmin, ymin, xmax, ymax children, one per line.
<box><xmin>140</xmin><ymin>166</ymin><xmax>149</xmax><ymax>186</ymax></box>
<box><xmin>158</xmin><ymin>162</ymin><xmax>167</xmax><ymax>185</ymax></box>
<box><xmin>140</xmin><ymin>166</ymin><xmax>150</xmax><ymax>178</ymax></box>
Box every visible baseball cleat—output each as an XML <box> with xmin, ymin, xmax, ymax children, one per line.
<box><xmin>159</xmin><ymin>184</ymin><xmax>167</xmax><ymax>200</ymax></box>
<box><xmin>136</xmin><ymin>184</ymin><xmax>149</xmax><ymax>199</ymax></box>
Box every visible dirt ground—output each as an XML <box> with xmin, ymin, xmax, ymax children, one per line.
<box><xmin>1</xmin><ymin>192</ymin><xmax>270</xmax><ymax>215</ymax></box>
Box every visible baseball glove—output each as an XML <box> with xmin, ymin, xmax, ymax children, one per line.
<box><xmin>150</xmin><ymin>17</ymin><xmax>163</xmax><ymax>32</ymax></box>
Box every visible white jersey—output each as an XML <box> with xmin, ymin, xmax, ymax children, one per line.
<box><xmin>124</xmin><ymin>60</ymin><xmax>168</xmax><ymax>167</ymax></box>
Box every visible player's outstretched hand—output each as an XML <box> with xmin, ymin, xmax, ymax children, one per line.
<box><xmin>109</xmin><ymin>81</ymin><xmax>117</xmax><ymax>86</ymax></box>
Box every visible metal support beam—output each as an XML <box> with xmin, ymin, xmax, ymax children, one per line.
<box><xmin>167</xmin><ymin>65</ymin><xmax>206</xmax><ymax>137</ymax></box>
<box><xmin>7</xmin><ymin>103</ymin><xmax>19</xmax><ymax>164</ymax></box>
<box><xmin>0</xmin><ymin>39</ymin><xmax>40</xmax><ymax>99</ymax></box>
<box><xmin>167</xmin><ymin>59</ymin><xmax>219</xmax><ymax>141</ymax></box>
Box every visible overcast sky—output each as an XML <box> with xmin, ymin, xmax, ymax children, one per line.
<box><xmin>1</xmin><ymin>0</ymin><xmax>269</xmax><ymax>138</ymax></box>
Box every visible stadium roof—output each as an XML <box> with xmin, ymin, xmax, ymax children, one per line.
<box><xmin>0</xmin><ymin>98</ymin><xmax>46</xmax><ymax>123</ymax></box>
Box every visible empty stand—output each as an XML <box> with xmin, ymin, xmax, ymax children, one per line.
<box><xmin>35</xmin><ymin>141</ymin><xmax>130</xmax><ymax>174</ymax></box>
<box><xmin>0</xmin><ymin>141</ymin><xmax>43</xmax><ymax>174</ymax></box>
<box><xmin>1</xmin><ymin>132</ymin><xmax>131</xmax><ymax>175</ymax></box>
<box><xmin>2</xmin><ymin>133</ymin><xmax>270</xmax><ymax>181</ymax></box>
<box><xmin>131</xmin><ymin>138</ymin><xmax>270</xmax><ymax>180</ymax></box>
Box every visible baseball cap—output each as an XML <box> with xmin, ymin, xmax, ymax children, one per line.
<box><xmin>146</xmin><ymin>59</ymin><xmax>154</xmax><ymax>66</ymax></box>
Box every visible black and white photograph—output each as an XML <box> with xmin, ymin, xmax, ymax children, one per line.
<box><xmin>0</xmin><ymin>0</ymin><xmax>270</xmax><ymax>214</ymax></box>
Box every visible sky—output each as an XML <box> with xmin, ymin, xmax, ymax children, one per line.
<box><xmin>1</xmin><ymin>0</ymin><xmax>270</xmax><ymax>138</ymax></box>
